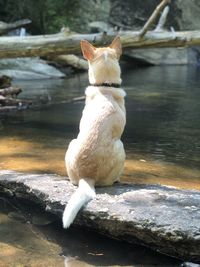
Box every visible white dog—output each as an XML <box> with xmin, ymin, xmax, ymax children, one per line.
<box><xmin>63</xmin><ymin>36</ymin><xmax>126</xmax><ymax>228</ymax></box>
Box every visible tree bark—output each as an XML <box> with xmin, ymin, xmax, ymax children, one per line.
<box><xmin>138</xmin><ymin>0</ymin><xmax>171</xmax><ymax>38</ymax></box>
<box><xmin>48</xmin><ymin>54</ymin><xmax>88</xmax><ymax>70</ymax></box>
<box><xmin>0</xmin><ymin>30</ymin><xmax>199</xmax><ymax>59</ymax></box>
<box><xmin>0</xmin><ymin>19</ymin><xmax>31</xmax><ymax>35</ymax></box>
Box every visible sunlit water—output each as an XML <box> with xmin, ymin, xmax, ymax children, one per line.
<box><xmin>0</xmin><ymin>65</ymin><xmax>200</xmax><ymax>266</ymax></box>
<box><xmin>0</xmin><ymin>65</ymin><xmax>200</xmax><ymax>189</ymax></box>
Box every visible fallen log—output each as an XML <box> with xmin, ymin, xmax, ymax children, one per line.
<box><xmin>0</xmin><ymin>87</ymin><xmax>22</xmax><ymax>96</ymax></box>
<box><xmin>0</xmin><ymin>76</ymin><xmax>27</xmax><ymax>111</ymax></box>
<box><xmin>61</xmin><ymin>95</ymin><xmax>86</xmax><ymax>104</ymax></box>
<box><xmin>48</xmin><ymin>54</ymin><xmax>88</xmax><ymax>70</ymax></box>
<box><xmin>0</xmin><ymin>97</ymin><xmax>31</xmax><ymax>107</ymax></box>
<box><xmin>0</xmin><ymin>0</ymin><xmax>200</xmax><ymax>59</ymax></box>
<box><xmin>0</xmin><ymin>19</ymin><xmax>31</xmax><ymax>35</ymax></box>
<box><xmin>0</xmin><ymin>30</ymin><xmax>200</xmax><ymax>59</ymax></box>
<box><xmin>0</xmin><ymin>170</ymin><xmax>199</xmax><ymax>262</ymax></box>
<box><xmin>0</xmin><ymin>105</ymin><xmax>18</xmax><ymax>112</ymax></box>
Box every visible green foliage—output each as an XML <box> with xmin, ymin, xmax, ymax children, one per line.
<box><xmin>0</xmin><ymin>0</ymin><xmax>7</xmax><ymax>19</ymax></box>
<box><xmin>0</xmin><ymin>0</ymin><xmax>77</xmax><ymax>34</ymax></box>
<box><xmin>42</xmin><ymin>0</ymin><xmax>70</xmax><ymax>34</ymax></box>
<box><xmin>0</xmin><ymin>0</ymin><xmax>110</xmax><ymax>34</ymax></box>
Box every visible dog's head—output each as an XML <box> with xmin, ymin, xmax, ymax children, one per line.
<box><xmin>80</xmin><ymin>36</ymin><xmax>122</xmax><ymax>85</ymax></box>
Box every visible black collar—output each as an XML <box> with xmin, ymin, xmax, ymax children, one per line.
<box><xmin>90</xmin><ymin>83</ymin><xmax>121</xmax><ymax>88</ymax></box>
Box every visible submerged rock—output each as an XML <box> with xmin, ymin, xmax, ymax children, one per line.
<box><xmin>0</xmin><ymin>170</ymin><xmax>199</xmax><ymax>262</ymax></box>
<box><xmin>31</xmin><ymin>211</ymin><xmax>57</xmax><ymax>226</ymax></box>
<box><xmin>0</xmin><ymin>58</ymin><xmax>65</xmax><ymax>80</ymax></box>
<box><xmin>124</xmin><ymin>47</ymin><xmax>189</xmax><ymax>65</ymax></box>
<box><xmin>8</xmin><ymin>211</ymin><xmax>26</xmax><ymax>223</ymax></box>
<box><xmin>88</xmin><ymin>21</ymin><xmax>111</xmax><ymax>33</ymax></box>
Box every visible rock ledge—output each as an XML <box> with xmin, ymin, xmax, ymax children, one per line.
<box><xmin>0</xmin><ymin>170</ymin><xmax>199</xmax><ymax>262</ymax></box>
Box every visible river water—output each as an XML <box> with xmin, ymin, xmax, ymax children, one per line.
<box><xmin>0</xmin><ymin>65</ymin><xmax>200</xmax><ymax>189</ymax></box>
<box><xmin>0</xmin><ymin>65</ymin><xmax>200</xmax><ymax>266</ymax></box>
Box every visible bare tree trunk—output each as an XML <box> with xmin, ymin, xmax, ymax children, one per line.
<box><xmin>49</xmin><ymin>54</ymin><xmax>88</xmax><ymax>70</ymax></box>
<box><xmin>0</xmin><ymin>30</ymin><xmax>200</xmax><ymax>59</ymax></box>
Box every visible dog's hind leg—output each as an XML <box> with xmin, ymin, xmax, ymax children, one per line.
<box><xmin>65</xmin><ymin>139</ymin><xmax>79</xmax><ymax>185</ymax></box>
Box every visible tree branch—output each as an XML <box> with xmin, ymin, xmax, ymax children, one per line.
<box><xmin>154</xmin><ymin>6</ymin><xmax>170</xmax><ymax>32</ymax></box>
<box><xmin>139</xmin><ymin>0</ymin><xmax>171</xmax><ymax>39</ymax></box>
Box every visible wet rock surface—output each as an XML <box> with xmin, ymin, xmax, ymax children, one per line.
<box><xmin>124</xmin><ymin>47</ymin><xmax>188</xmax><ymax>65</ymax></box>
<box><xmin>0</xmin><ymin>58</ymin><xmax>65</xmax><ymax>80</ymax></box>
<box><xmin>0</xmin><ymin>170</ymin><xmax>199</xmax><ymax>262</ymax></box>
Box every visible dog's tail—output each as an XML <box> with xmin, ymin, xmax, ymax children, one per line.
<box><xmin>62</xmin><ymin>178</ymin><xmax>96</xmax><ymax>229</ymax></box>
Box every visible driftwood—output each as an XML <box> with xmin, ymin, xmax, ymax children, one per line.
<box><xmin>0</xmin><ymin>94</ymin><xmax>32</xmax><ymax>111</ymax></box>
<box><xmin>0</xmin><ymin>30</ymin><xmax>200</xmax><ymax>59</ymax></box>
<box><xmin>61</xmin><ymin>95</ymin><xmax>86</xmax><ymax>104</ymax></box>
<box><xmin>155</xmin><ymin>6</ymin><xmax>170</xmax><ymax>32</ymax></box>
<box><xmin>0</xmin><ymin>76</ymin><xmax>31</xmax><ymax>111</ymax></box>
<box><xmin>0</xmin><ymin>87</ymin><xmax>22</xmax><ymax>96</ymax></box>
<box><xmin>0</xmin><ymin>0</ymin><xmax>200</xmax><ymax>59</ymax></box>
<box><xmin>49</xmin><ymin>54</ymin><xmax>88</xmax><ymax>70</ymax></box>
<box><xmin>0</xmin><ymin>105</ymin><xmax>17</xmax><ymax>111</ymax></box>
<box><xmin>0</xmin><ymin>19</ymin><xmax>31</xmax><ymax>35</ymax></box>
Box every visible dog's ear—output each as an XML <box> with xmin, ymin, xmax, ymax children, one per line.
<box><xmin>109</xmin><ymin>36</ymin><xmax>122</xmax><ymax>59</ymax></box>
<box><xmin>80</xmin><ymin>40</ymin><xmax>96</xmax><ymax>61</ymax></box>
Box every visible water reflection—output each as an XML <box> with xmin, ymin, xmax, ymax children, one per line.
<box><xmin>0</xmin><ymin>198</ymin><xmax>181</xmax><ymax>267</ymax></box>
<box><xmin>0</xmin><ymin>200</ymin><xmax>63</xmax><ymax>267</ymax></box>
<box><xmin>124</xmin><ymin>66</ymin><xmax>200</xmax><ymax>168</ymax></box>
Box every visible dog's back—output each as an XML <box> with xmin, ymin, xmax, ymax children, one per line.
<box><xmin>66</xmin><ymin>85</ymin><xmax>126</xmax><ymax>186</ymax></box>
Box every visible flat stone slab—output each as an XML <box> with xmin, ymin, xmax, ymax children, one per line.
<box><xmin>0</xmin><ymin>170</ymin><xmax>199</xmax><ymax>262</ymax></box>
